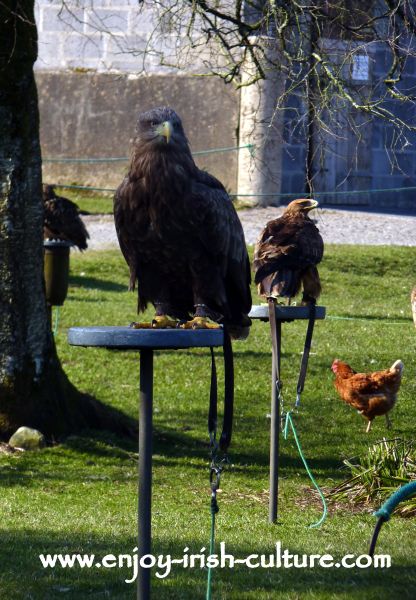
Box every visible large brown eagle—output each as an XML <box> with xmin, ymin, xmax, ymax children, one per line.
<box><xmin>43</xmin><ymin>184</ymin><xmax>89</xmax><ymax>251</ymax></box>
<box><xmin>114</xmin><ymin>107</ymin><xmax>252</xmax><ymax>339</ymax></box>
<box><xmin>253</xmin><ymin>199</ymin><xmax>323</xmax><ymax>304</ymax></box>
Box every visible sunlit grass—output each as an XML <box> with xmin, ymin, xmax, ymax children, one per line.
<box><xmin>0</xmin><ymin>245</ymin><xmax>415</xmax><ymax>598</ymax></box>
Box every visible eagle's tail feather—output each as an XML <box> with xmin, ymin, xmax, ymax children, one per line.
<box><xmin>259</xmin><ymin>269</ymin><xmax>301</xmax><ymax>298</ymax></box>
<box><xmin>226</xmin><ymin>315</ymin><xmax>252</xmax><ymax>341</ymax></box>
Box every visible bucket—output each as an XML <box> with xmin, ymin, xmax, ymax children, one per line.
<box><xmin>43</xmin><ymin>240</ymin><xmax>72</xmax><ymax>306</ymax></box>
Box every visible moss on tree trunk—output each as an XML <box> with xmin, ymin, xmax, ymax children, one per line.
<box><xmin>0</xmin><ymin>2</ymin><xmax>134</xmax><ymax>440</ymax></box>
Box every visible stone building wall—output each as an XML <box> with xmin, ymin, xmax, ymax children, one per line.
<box><xmin>34</xmin><ymin>1</ymin><xmax>416</xmax><ymax>209</ymax></box>
<box><xmin>35</xmin><ymin>0</ymin><xmax>164</xmax><ymax>74</ymax></box>
<box><xmin>34</xmin><ymin>1</ymin><xmax>240</xmax><ymax>194</ymax></box>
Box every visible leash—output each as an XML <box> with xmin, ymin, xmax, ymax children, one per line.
<box><xmin>206</xmin><ymin>329</ymin><xmax>234</xmax><ymax>600</ymax></box>
<box><xmin>295</xmin><ymin>303</ymin><xmax>316</xmax><ymax>406</ymax></box>
<box><xmin>268</xmin><ymin>299</ymin><xmax>282</xmax><ymax>391</ymax></box>
<box><xmin>208</xmin><ymin>329</ymin><xmax>234</xmax><ymax>453</ymax></box>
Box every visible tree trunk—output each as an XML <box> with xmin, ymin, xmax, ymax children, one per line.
<box><xmin>0</xmin><ymin>2</ymin><xmax>133</xmax><ymax>439</ymax></box>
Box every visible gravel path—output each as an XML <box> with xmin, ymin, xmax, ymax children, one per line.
<box><xmin>83</xmin><ymin>207</ymin><xmax>416</xmax><ymax>250</ymax></box>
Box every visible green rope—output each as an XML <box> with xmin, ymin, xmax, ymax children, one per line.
<box><xmin>327</xmin><ymin>315</ymin><xmax>409</xmax><ymax>326</ymax></box>
<box><xmin>193</xmin><ymin>144</ymin><xmax>254</xmax><ymax>157</ymax></box>
<box><xmin>51</xmin><ymin>181</ymin><xmax>416</xmax><ymax>197</ymax></box>
<box><xmin>206</xmin><ymin>498</ymin><xmax>218</xmax><ymax>600</ymax></box>
<box><xmin>283</xmin><ymin>411</ymin><xmax>327</xmax><ymax>528</ymax></box>
<box><xmin>232</xmin><ymin>185</ymin><xmax>416</xmax><ymax>197</ymax></box>
<box><xmin>53</xmin><ymin>183</ymin><xmax>116</xmax><ymax>193</ymax></box>
<box><xmin>53</xmin><ymin>306</ymin><xmax>61</xmax><ymax>336</ymax></box>
<box><xmin>43</xmin><ymin>157</ymin><xmax>128</xmax><ymax>164</ymax></box>
<box><xmin>43</xmin><ymin>144</ymin><xmax>254</xmax><ymax>164</ymax></box>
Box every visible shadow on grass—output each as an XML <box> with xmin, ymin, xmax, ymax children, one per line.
<box><xmin>152</xmin><ymin>425</ymin><xmax>345</xmax><ymax>477</ymax></box>
<box><xmin>0</xmin><ymin>530</ymin><xmax>136</xmax><ymax>600</ymax></box>
<box><xmin>0</xmin><ymin>530</ymin><xmax>414</xmax><ymax>600</ymax></box>
<box><xmin>0</xmin><ymin>423</ymin><xmax>345</xmax><ymax>490</ymax></box>
<box><xmin>69</xmin><ymin>275</ymin><xmax>126</xmax><ymax>293</ymax></box>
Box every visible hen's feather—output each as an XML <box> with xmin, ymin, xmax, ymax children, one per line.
<box><xmin>332</xmin><ymin>359</ymin><xmax>403</xmax><ymax>428</ymax></box>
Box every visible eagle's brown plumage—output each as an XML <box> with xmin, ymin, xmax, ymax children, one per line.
<box><xmin>43</xmin><ymin>184</ymin><xmax>89</xmax><ymax>251</ymax></box>
<box><xmin>253</xmin><ymin>199</ymin><xmax>324</xmax><ymax>303</ymax></box>
<box><xmin>113</xmin><ymin>107</ymin><xmax>252</xmax><ymax>339</ymax></box>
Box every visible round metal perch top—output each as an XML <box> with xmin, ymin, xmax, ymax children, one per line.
<box><xmin>67</xmin><ymin>326</ymin><xmax>224</xmax><ymax>350</ymax></box>
<box><xmin>249</xmin><ymin>304</ymin><xmax>326</xmax><ymax>321</ymax></box>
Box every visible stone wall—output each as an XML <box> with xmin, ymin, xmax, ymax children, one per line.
<box><xmin>35</xmin><ymin>0</ymin><xmax>167</xmax><ymax>74</ymax></box>
<box><xmin>34</xmin><ymin>1</ymin><xmax>416</xmax><ymax>209</ymax></box>
<box><xmin>35</xmin><ymin>2</ymin><xmax>241</xmax><ymax>194</ymax></box>
<box><xmin>37</xmin><ymin>71</ymin><xmax>240</xmax><ymax>193</ymax></box>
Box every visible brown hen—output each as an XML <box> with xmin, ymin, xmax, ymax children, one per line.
<box><xmin>331</xmin><ymin>359</ymin><xmax>403</xmax><ymax>432</ymax></box>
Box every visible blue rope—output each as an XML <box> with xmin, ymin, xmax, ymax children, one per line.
<box><xmin>374</xmin><ymin>481</ymin><xmax>416</xmax><ymax>521</ymax></box>
<box><xmin>283</xmin><ymin>411</ymin><xmax>328</xmax><ymax>528</ymax></box>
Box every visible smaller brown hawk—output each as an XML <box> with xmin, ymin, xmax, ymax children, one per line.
<box><xmin>253</xmin><ymin>198</ymin><xmax>324</xmax><ymax>304</ymax></box>
<box><xmin>43</xmin><ymin>185</ymin><xmax>89</xmax><ymax>251</ymax></box>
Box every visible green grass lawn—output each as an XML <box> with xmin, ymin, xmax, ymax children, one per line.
<box><xmin>1</xmin><ymin>245</ymin><xmax>416</xmax><ymax>599</ymax></box>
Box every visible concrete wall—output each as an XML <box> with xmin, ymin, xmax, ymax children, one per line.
<box><xmin>35</xmin><ymin>2</ymin><xmax>241</xmax><ymax>193</ymax></box>
<box><xmin>35</xmin><ymin>0</ymin><xmax>171</xmax><ymax>74</ymax></box>
<box><xmin>34</xmin><ymin>1</ymin><xmax>416</xmax><ymax>209</ymax></box>
<box><xmin>37</xmin><ymin>71</ymin><xmax>240</xmax><ymax>193</ymax></box>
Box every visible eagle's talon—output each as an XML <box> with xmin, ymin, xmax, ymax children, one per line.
<box><xmin>130</xmin><ymin>321</ymin><xmax>152</xmax><ymax>329</ymax></box>
<box><xmin>180</xmin><ymin>316</ymin><xmax>221</xmax><ymax>330</ymax></box>
<box><xmin>151</xmin><ymin>315</ymin><xmax>178</xmax><ymax>329</ymax></box>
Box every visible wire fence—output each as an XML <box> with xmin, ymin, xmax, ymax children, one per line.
<box><xmin>51</xmin><ymin>181</ymin><xmax>416</xmax><ymax>199</ymax></box>
<box><xmin>44</xmin><ymin>143</ymin><xmax>416</xmax><ymax>201</ymax></box>
<box><xmin>43</xmin><ymin>144</ymin><xmax>254</xmax><ymax>164</ymax></box>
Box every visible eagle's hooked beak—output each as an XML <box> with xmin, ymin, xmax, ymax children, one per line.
<box><xmin>156</xmin><ymin>121</ymin><xmax>172</xmax><ymax>143</ymax></box>
<box><xmin>306</xmin><ymin>199</ymin><xmax>319</xmax><ymax>211</ymax></box>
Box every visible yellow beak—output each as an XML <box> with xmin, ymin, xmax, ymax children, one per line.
<box><xmin>306</xmin><ymin>199</ymin><xmax>319</xmax><ymax>210</ymax></box>
<box><xmin>156</xmin><ymin>121</ymin><xmax>172</xmax><ymax>143</ymax></box>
